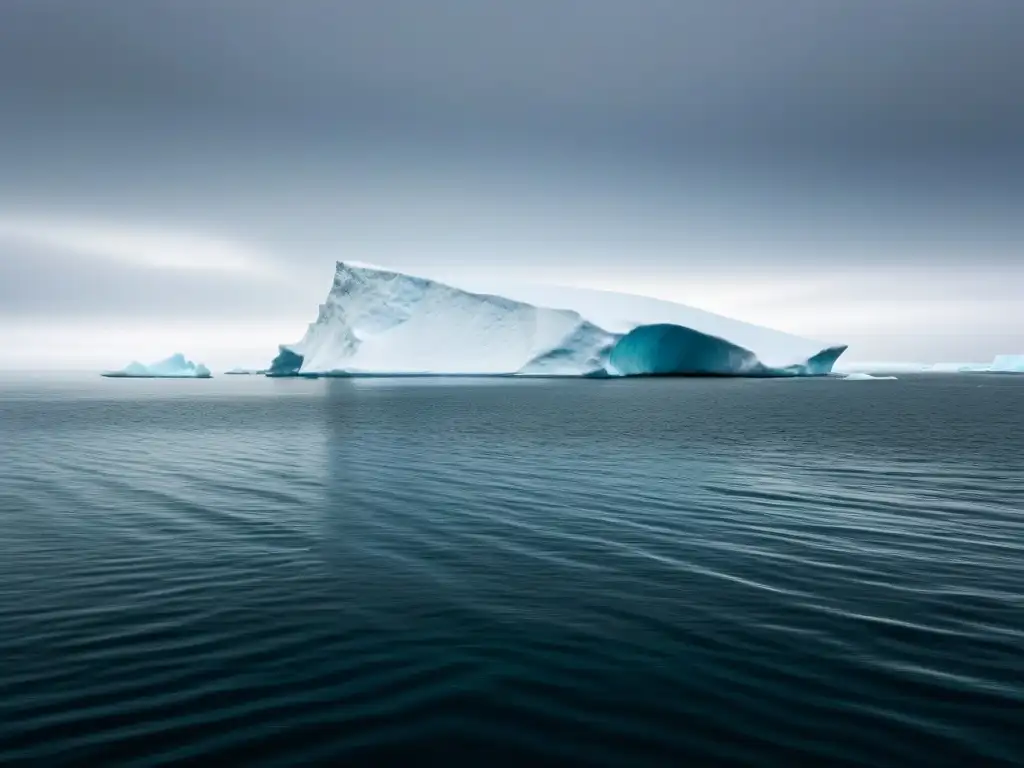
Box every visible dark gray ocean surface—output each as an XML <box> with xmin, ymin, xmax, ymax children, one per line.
<box><xmin>1</xmin><ymin>373</ymin><xmax>1022</xmax><ymax>766</ymax></box>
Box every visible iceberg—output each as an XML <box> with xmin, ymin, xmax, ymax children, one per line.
<box><xmin>102</xmin><ymin>353</ymin><xmax>212</xmax><ymax>378</ymax></box>
<box><xmin>989</xmin><ymin>354</ymin><xmax>1024</xmax><ymax>373</ymax></box>
<box><xmin>269</xmin><ymin>262</ymin><xmax>847</xmax><ymax>378</ymax></box>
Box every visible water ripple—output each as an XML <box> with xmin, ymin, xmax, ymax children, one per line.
<box><xmin>1</xmin><ymin>373</ymin><xmax>1022</xmax><ymax>765</ymax></box>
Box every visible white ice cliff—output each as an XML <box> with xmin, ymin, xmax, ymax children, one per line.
<box><xmin>269</xmin><ymin>262</ymin><xmax>847</xmax><ymax>378</ymax></box>
<box><xmin>102</xmin><ymin>353</ymin><xmax>212</xmax><ymax>378</ymax></box>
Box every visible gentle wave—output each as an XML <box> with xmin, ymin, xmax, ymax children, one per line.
<box><xmin>1</xmin><ymin>374</ymin><xmax>1022</xmax><ymax>765</ymax></box>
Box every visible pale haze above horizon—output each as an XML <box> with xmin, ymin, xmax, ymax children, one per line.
<box><xmin>2</xmin><ymin>1</ymin><xmax>1022</xmax><ymax>370</ymax></box>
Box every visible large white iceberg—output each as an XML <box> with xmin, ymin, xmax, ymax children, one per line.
<box><xmin>269</xmin><ymin>262</ymin><xmax>847</xmax><ymax>378</ymax></box>
<box><xmin>102</xmin><ymin>353</ymin><xmax>212</xmax><ymax>378</ymax></box>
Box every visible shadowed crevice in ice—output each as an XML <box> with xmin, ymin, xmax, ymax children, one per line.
<box><xmin>267</xmin><ymin>347</ymin><xmax>305</xmax><ymax>377</ymax></box>
<box><xmin>608</xmin><ymin>324</ymin><xmax>760</xmax><ymax>376</ymax></box>
<box><xmin>606</xmin><ymin>324</ymin><xmax>848</xmax><ymax>377</ymax></box>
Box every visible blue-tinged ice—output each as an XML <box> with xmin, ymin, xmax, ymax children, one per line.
<box><xmin>102</xmin><ymin>353</ymin><xmax>212</xmax><ymax>378</ymax></box>
<box><xmin>270</xmin><ymin>262</ymin><xmax>847</xmax><ymax>378</ymax></box>
<box><xmin>267</xmin><ymin>347</ymin><xmax>306</xmax><ymax>377</ymax></box>
<box><xmin>990</xmin><ymin>354</ymin><xmax>1024</xmax><ymax>373</ymax></box>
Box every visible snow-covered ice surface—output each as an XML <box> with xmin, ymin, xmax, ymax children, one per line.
<box><xmin>842</xmin><ymin>373</ymin><xmax>898</xmax><ymax>381</ymax></box>
<box><xmin>102</xmin><ymin>354</ymin><xmax>212</xmax><ymax>378</ymax></box>
<box><xmin>269</xmin><ymin>262</ymin><xmax>847</xmax><ymax>378</ymax></box>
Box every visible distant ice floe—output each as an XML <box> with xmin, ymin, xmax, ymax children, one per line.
<box><xmin>835</xmin><ymin>354</ymin><xmax>1023</xmax><ymax>376</ymax></box>
<box><xmin>842</xmin><ymin>373</ymin><xmax>897</xmax><ymax>381</ymax></box>
<box><xmin>102</xmin><ymin>353</ymin><xmax>212</xmax><ymax>378</ymax></box>
<box><xmin>267</xmin><ymin>262</ymin><xmax>846</xmax><ymax>378</ymax></box>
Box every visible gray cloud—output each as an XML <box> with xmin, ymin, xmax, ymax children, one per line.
<box><xmin>0</xmin><ymin>0</ymin><xmax>1021</xmax><ymax>364</ymax></box>
<box><xmin>3</xmin><ymin>1</ymin><xmax>1024</xmax><ymax>155</ymax></box>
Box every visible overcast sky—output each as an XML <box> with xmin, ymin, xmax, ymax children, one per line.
<box><xmin>2</xmin><ymin>0</ymin><xmax>1022</xmax><ymax>368</ymax></box>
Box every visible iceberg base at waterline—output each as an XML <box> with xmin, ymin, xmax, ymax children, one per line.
<box><xmin>102</xmin><ymin>354</ymin><xmax>212</xmax><ymax>379</ymax></box>
<box><xmin>269</xmin><ymin>262</ymin><xmax>847</xmax><ymax>379</ymax></box>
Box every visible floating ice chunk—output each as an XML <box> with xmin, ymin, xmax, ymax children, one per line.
<box><xmin>102</xmin><ymin>353</ymin><xmax>212</xmax><ymax>378</ymax></box>
<box><xmin>842</xmin><ymin>373</ymin><xmax>897</xmax><ymax>381</ymax></box>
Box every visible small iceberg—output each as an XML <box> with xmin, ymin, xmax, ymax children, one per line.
<box><xmin>102</xmin><ymin>353</ymin><xmax>212</xmax><ymax>379</ymax></box>
<box><xmin>842</xmin><ymin>373</ymin><xmax>897</xmax><ymax>381</ymax></box>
